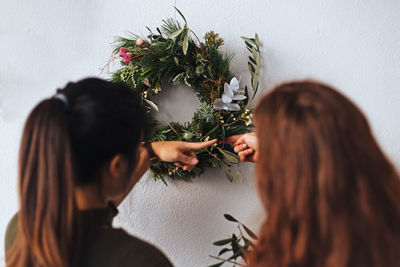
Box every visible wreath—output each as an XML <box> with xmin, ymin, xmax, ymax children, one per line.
<box><xmin>108</xmin><ymin>8</ymin><xmax>261</xmax><ymax>184</ymax></box>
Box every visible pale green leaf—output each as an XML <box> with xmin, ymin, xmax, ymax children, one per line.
<box><xmin>255</xmin><ymin>33</ymin><xmax>260</xmax><ymax>47</ymax></box>
<box><xmin>256</xmin><ymin>53</ymin><xmax>261</xmax><ymax>68</ymax></box>
<box><xmin>241</xmin><ymin>36</ymin><xmax>257</xmax><ymax>47</ymax></box>
<box><xmin>183</xmin><ymin>30</ymin><xmax>189</xmax><ymax>55</ymax></box>
<box><xmin>169</xmin><ymin>27</ymin><xmax>184</xmax><ymax>39</ymax></box>
<box><xmin>174</xmin><ymin>6</ymin><xmax>187</xmax><ymax>24</ymax></box>
<box><xmin>144</xmin><ymin>99</ymin><xmax>159</xmax><ymax>111</ymax></box>
<box><xmin>252</xmin><ymin>74</ymin><xmax>259</xmax><ymax>91</ymax></box>
<box><xmin>251</xmin><ymin>47</ymin><xmax>258</xmax><ymax>62</ymax></box>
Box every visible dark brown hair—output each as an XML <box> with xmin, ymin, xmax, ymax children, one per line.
<box><xmin>250</xmin><ymin>81</ymin><xmax>400</xmax><ymax>267</ymax></box>
<box><xmin>7</xmin><ymin>78</ymin><xmax>148</xmax><ymax>267</ymax></box>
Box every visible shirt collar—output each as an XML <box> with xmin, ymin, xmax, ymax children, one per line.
<box><xmin>78</xmin><ymin>201</ymin><xmax>118</xmax><ymax>228</ymax></box>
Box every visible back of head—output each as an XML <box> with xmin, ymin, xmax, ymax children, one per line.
<box><xmin>7</xmin><ymin>78</ymin><xmax>148</xmax><ymax>267</ymax></box>
<box><xmin>250</xmin><ymin>81</ymin><xmax>400</xmax><ymax>267</ymax></box>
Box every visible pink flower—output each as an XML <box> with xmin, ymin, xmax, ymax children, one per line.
<box><xmin>119</xmin><ymin>47</ymin><xmax>127</xmax><ymax>54</ymax></box>
<box><xmin>122</xmin><ymin>54</ymin><xmax>131</xmax><ymax>64</ymax></box>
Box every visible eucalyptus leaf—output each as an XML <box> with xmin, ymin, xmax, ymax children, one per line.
<box><xmin>213</xmin><ymin>238</ymin><xmax>232</xmax><ymax>246</ymax></box>
<box><xmin>208</xmin><ymin>262</ymin><xmax>224</xmax><ymax>267</ymax></box>
<box><xmin>218</xmin><ymin>248</ymin><xmax>232</xmax><ymax>256</ymax></box>
<box><xmin>204</xmin><ymin>125</ymin><xmax>219</xmax><ymax>138</ymax></box>
<box><xmin>224</xmin><ymin>214</ymin><xmax>238</xmax><ymax>222</ymax></box>
<box><xmin>144</xmin><ymin>99</ymin><xmax>159</xmax><ymax>111</ymax></box>
<box><xmin>217</xmin><ymin>147</ymin><xmax>240</xmax><ymax>164</ymax></box>
<box><xmin>243</xmin><ymin>225</ymin><xmax>258</xmax><ymax>240</ymax></box>
<box><xmin>225</xmin><ymin>169</ymin><xmax>234</xmax><ymax>182</ymax></box>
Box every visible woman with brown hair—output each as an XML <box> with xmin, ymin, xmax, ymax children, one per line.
<box><xmin>4</xmin><ymin>78</ymin><xmax>216</xmax><ymax>267</ymax></box>
<box><xmin>229</xmin><ymin>81</ymin><xmax>400</xmax><ymax>267</ymax></box>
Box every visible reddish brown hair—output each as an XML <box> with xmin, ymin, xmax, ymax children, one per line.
<box><xmin>250</xmin><ymin>81</ymin><xmax>400</xmax><ymax>267</ymax></box>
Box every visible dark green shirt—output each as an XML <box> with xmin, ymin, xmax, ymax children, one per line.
<box><xmin>5</xmin><ymin>203</ymin><xmax>173</xmax><ymax>267</ymax></box>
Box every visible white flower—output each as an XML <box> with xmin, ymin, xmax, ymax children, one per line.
<box><xmin>213</xmin><ymin>77</ymin><xmax>246</xmax><ymax>111</ymax></box>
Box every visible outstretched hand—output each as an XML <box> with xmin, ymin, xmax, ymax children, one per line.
<box><xmin>224</xmin><ymin>133</ymin><xmax>258</xmax><ymax>162</ymax></box>
<box><xmin>151</xmin><ymin>139</ymin><xmax>217</xmax><ymax>171</ymax></box>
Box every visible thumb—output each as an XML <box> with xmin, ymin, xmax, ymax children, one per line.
<box><xmin>176</xmin><ymin>151</ymin><xmax>198</xmax><ymax>165</ymax></box>
<box><xmin>183</xmin><ymin>139</ymin><xmax>217</xmax><ymax>151</ymax></box>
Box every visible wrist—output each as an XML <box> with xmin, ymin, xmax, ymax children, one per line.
<box><xmin>142</xmin><ymin>141</ymin><xmax>159</xmax><ymax>162</ymax></box>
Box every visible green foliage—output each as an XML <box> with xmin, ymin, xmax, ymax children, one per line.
<box><xmin>241</xmin><ymin>34</ymin><xmax>262</xmax><ymax>100</ymax></box>
<box><xmin>209</xmin><ymin>214</ymin><xmax>258</xmax><ymax>267</ymax></box>
<box><xmin>108</xmin><ymin>8</ymin><xmax>261</xmax><ymax>183</ymax></box>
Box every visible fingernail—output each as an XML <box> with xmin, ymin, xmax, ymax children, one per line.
<box><xmin>191</xmin><ymin>159</ymin><xmax>198</xmax><ymax>164</ymax></box>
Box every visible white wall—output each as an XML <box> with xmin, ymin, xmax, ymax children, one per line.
<box><xmin>0</xmin><ymin>0</ymin><xmax>399</xmax><ymax>266</ymax></box>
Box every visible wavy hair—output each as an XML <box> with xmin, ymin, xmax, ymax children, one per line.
<box><xmin>249</xmin><ymin>81</ymin><xmax>400</xmax><ymax>267</ymax></box>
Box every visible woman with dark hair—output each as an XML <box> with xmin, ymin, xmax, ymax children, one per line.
<box><xmin>229</xmin><ymin>81</ymin><xmax>400</xmax><ymax>267</ymax></box>
<box><xmin>4</xmin><ymin>78</ymin><xmax>216</xmax><ymax>267</ymax></box>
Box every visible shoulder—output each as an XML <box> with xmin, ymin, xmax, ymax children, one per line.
<box><xmin>116</xmin><ymin>230</ymin><xmax>173</xmax><ymax>267</ymax></box>
<box><xmin>80</xmin><ymin>227</ymin><xmax>173</xmax><ymax>267</ymax></box>
<box><xmin>4</xmin><ymin>213</ymin><xmax>19</xmax><ymax>253</ymax></box>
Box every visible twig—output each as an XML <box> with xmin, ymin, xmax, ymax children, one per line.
<box><xmin>209</xmin><ymin>255</ymin><xmax>246</xmax><ymax>267</ymax></box>
<box><xmin>188</xmin><ymin>28</ymin><xmax>201</xmax><ymax>45</ymax></box>
<box><xmin>167</xmin><ymin>121</ymin><xmax>180</xmax><ymax>136</ymax></box>
<box><xmin>205</xmin><ymin>149</ymin><xmax>230</xmax><ymax>169</ymax></box>
<box><xmin>187</xmin><ymin>28</ymin><xmax>205</xmax><ymax>54</ymax></box>
<box><xmin>99</xmin><ymin>53</ymin><xmax>117</xmax><ymax>76</ymax></box>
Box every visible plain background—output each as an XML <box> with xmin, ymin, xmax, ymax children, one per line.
<box><xmin>0</xmin><ymin>0</ymin><xmax>399</xmax><ymax>266</ymax></box>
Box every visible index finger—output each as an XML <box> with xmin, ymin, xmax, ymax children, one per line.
<box><xmin>183</xmin><ymin>139</ymin><xmax>217</xmax><ymax>151</ymax></box>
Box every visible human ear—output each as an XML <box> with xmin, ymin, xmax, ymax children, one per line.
<box><xmin>109</xmin><ymin>154</ymin><xmax>129</xmax><ymax>179</ymax></box>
